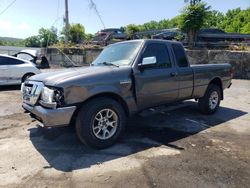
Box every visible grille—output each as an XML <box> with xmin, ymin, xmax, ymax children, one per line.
<box><xmin>22</xmin><ymin>81</ymin><xmax>44</xmax><ymax>106</ymax></box>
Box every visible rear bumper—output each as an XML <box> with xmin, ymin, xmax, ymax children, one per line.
<box><xmin>22</xmin><ymin>103</ymin><xmax>76</xmax><ymax>128</ymax></box>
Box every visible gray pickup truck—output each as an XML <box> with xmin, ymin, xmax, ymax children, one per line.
<box><xmin>22</xmin><ymin>39</ymin><xmax>232</xmax><ymax>149</ymax></box>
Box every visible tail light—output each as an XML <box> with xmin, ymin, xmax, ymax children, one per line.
<box><xmin>230</xmin><ymin>68</ymin><xmax>234</xmax><ymax>78</ymax></box>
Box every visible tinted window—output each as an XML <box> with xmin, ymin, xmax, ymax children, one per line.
<box><xmin>172</xmin><ymin>44</ymin><xmax>188</xmax><ymax>67</ymax></box>
<box><xmin>0</xmin><ymin>57</ymin><xmax>7</xmax><ymax>65</ymax></box>
<box><xmin>0</xmin><ymin>56</ymin><xmax>24</xmax><ymax>65</ymax></box>
<box><xmin>141</xmin><ymin>43</ymin><xmax>171</xmax><ymax>68</ymax></box>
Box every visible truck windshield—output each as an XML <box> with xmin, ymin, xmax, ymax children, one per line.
<box><xmin>92</xmin><ymin>41</ymin><xmax>142</xmax><ymax>66</ymax></box>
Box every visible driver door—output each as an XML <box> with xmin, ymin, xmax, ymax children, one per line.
<box><xmin>134</xmin><ymin>42</ymin><xmax>179</xmax><ymax>110</ymax></box>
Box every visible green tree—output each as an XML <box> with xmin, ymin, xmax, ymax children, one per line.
<box><xmin>221</xmin><ymin>7</ymin><xmax>250</xmax><ymax>34</ymax></box>
<box><xmin>158</xmin><ymin>19</ymin><xmax>171</xmax><ymax>30</ymax></box>
<box><xmin>24</xmin><ymin>27</ymin><xmax>58</xmax><ymax>47</ymax></box>
<box><xmin>169</xmin><ymin>16</ymin><xmax>181</xmax><ymax>28</ymax></box>
<box><xmin>85</xmin><ymin>33</ymin><xmax>94</xmax><ymax>41</ymax></box>
<box><xmin>68</xmin><ymin>23</ymin><xmax>86</xmax><ymax>44</ymax></box>
<box><xmin>125</xmin><ymin>24</ymin><xmax>140</xmax><ymax>38</ymax></box>
<box><xmin>143</xmin><ymin>21</ymin><xmax>159</xmax><ymax>30</ymax></box>
<box><xmin>240</xmin><ymin>8</ymin><xmax>250</xmax><ymax>33</ymax></box>
<box><xmin>38</xmin><ymin>27</ymin><xmax>58</xmax><ymax>47</ymax></box>
<box><xmin>24</xmin><ymin>36</ymin><xmax>41</xmax><ymax>47</ymax></box>
<box><xmin>179</xmin><ymin>2</ymin><xmax>210</xmax><ymax>47</ymax></box>
<box><xmin>204</xmin><ymin>10</ymin><xmax>224</xmax><ymax>28</ymax></box>
<box><xmin>184</xmin><ymin>0</ymin><xmax>202</xmax><ymax>6</ymax></box>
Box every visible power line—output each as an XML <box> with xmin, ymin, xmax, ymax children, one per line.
<box><xmin>45</xmin><ymin>0</ymin><xmax>64</xmax><ymax>55</ymax></box>
<box><xmin>89</xmin><ymin>0</ymin><xmax>105</xmax><ymax>29</ymax></box>
<box><xmin>56</xmin><ymin>0</ymin><xmax>61</xmax><ymax>29</ymax></box>
<box><xmin>0</xmin><ymin>0</ymin><xmax>17</xmax><ymax>16</ymax></box>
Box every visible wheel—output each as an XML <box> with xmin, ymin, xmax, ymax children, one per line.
<box><xmin>76</xmin><ymin>97</ymin><xmax>127</xmax><ymax>149</ymax></box>
<box><xmin>22</xmin><ymin>73</ymin><xmax>34</xmax><ymax>83</ymax></box>
<box><xmin>198</xmin><ymin>84</ymin><xmax>221</xmax><ymax>114</ymax></box>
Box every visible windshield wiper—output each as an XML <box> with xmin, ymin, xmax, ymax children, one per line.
<box><xmin>102</xmin><ymin>62</ymin><xmax>119</xmax><ymax>67</ymax></box>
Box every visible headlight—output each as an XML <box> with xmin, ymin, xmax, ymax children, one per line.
<box><xmin>41</xmin><ymin>87</ymin><xmax>54</xmax><ymax>103</ymax></box>
<box><xmin>40</xmin><ymin>86</ymin><xmax>64</xmax><ymax>108</ymax></box>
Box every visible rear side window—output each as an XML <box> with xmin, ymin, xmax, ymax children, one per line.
<box><xmin>142</xmin><ymin>43</ymin><xmax>172</xmax><ymax>68</ymax></box>
<box><xmin>172</xmin><ymin>44</ymin><xmax>188</xmax><ymax>67</ymax></box>
<box><xmin>0</xmin><ymin>56</ymin><xmax>24</xmax><ymax>65</ymax></box>
<box><xmin>0</xmin><ymin>57</ymin><xmax>9</xmax><ymax>65</ymax></box>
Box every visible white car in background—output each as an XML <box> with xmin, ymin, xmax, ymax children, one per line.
<box><xmin>0</xmin><ymin>54</ymin><xmax>41</xmax><ymax>86</ymax></box>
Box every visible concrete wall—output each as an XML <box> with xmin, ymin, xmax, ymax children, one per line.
<box><xmin>46</xmin><ymin>47</ymin><xmax>250</xmax><ymax>79</ymax></box>
<box><xmin>186</xmin><ymin>50</ymin><xmax>250</xmax><ymax>79</ymax></box>
<box><xmin>44</xmin><ymin>48</ymin><xmax>102</xmax><ymax>66</ymax></box>
<box><xmin>0</xmin><ymin>46</ymin><xmax>40</xmax><ymax>55</ymax></box>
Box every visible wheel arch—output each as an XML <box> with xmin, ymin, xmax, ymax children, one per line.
<box><xmin>84</xmin><ymin>92</ymin><xmax>130</xmax><ymax>116</ymax></box>
<box><xmin>21</xmin><ymin>72</ymin><xmax>35</xmax><ymax>82</ymax></box>
<box><xmin>208</xmin><ymin>77</ymin><xmax>223</xmax><ymax>100</ymax></box>
<box><xmin>70</xmin><ymin>92</ymin><xmax>130</xmax><ymax>127</ymax></box>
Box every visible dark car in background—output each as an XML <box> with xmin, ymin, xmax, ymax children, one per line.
<box><xmin>199</xmin><ymin>28</ymin><xmax>226</xmax><ymax>34</ymax></box>
<box><xmin>152</xmin><ymin>30</ymin><xmax>186</xmax><ymax>41</ymax></box>
<box><xmin>96</xmin><ymin>28</ymin><xmax>128</xmax><ymax>40</ymax></box>
<box><xmin>198</xmin><ymin>28</ymin><xmax>250</xmax><ymax>42</ymax></box>
<box><xmin>91</xmin><ymin>28</ymin><xmax>128</xmax><ymax>46</ymax></box>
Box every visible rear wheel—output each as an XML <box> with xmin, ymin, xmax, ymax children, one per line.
<box><xmin>76</xmin><ymin>98</ymin><xmax>126</xmax><ymax>149</ymax></box>
<box><xmin>22</xmin><ymin>73</ymin><xmax>34</xmax><ymax>83</ymax></box>
<box><xmin>198</xmin><ymin>84</ymin><xmax>221</xmax><ymax>114</ymax></box>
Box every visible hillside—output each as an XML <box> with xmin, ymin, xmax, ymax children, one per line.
<box><xmin>0</xmin><ymin>37</ymin><xmax>24</xmax><ymax>47</ymax></box>
<box><xmin>0</xmin><ymin>36</ymin><xmax>23</xmax><ymax>43</ymax></box>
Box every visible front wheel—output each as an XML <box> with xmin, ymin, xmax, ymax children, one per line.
<box><xmin>76</xmin><ymin>98</ymin><xmax>127</xmax><ymax>149</ymax></box>
<box><xmin>198</xmin><ymin>84</ymin><xmax>221</xmax><ymax>114</ymax></box>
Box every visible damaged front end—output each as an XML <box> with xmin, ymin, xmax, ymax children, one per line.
<box><xmin>21</xmin><ymin>81</ymin><xmax>76</xmax><ymax>127</ymax></box>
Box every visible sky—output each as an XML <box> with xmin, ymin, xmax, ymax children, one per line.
<box><xmin>0</xmin><ymin>0</ymin><xmax>249</xmax><ymax>39</ymax></box>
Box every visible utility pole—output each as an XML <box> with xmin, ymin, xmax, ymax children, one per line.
<box><xmin>64</xmin><ymin>0</ymin><xmax>69</xmax><ymax>44</ymax></box>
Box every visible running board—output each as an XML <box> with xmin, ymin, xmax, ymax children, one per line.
<box><xmin>139</xmin><ymin>101</ymin><xmax>195</xmax><ymax>117</ymax></box>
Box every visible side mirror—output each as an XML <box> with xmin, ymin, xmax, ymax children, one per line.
<box><xmin>138</xmin><ymin>56</ymin><xmax>157</xmax><ymax>69</ymax></box>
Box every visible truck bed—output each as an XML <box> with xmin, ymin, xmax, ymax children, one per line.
<box><xmin>191</xmin><ymin>64</ymin><xmax>232</xmax><ymax>98</ymax></box>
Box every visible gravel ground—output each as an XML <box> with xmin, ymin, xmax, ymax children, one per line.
<box><xmin>0</xmin><ymin>79</ymin><xmax>249</xmax><ymax>188</ymax></box>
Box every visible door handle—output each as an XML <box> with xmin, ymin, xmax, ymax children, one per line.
<box><xmin>170</xmin><ymin>72</ymin><xmax>178</xmax><ymax>77</ymax></box>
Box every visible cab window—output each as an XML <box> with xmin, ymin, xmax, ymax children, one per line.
<box><xmin>172</xmin><ymin>44</ymin><xmax>188</xmax><ymax>67</ymax></box>
<box><xmin>141</xmin><ymin>43</ymin><xmax>172</xmax><ymax>68</ymax></box>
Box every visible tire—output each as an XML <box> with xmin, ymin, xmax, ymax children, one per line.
<box><xmin>76</xmin><ymin>97</ymin><xmax>127</xmax><ymax>149</ymax></box>
<box><xmin>22</xmin><ymin>73</ymin><xmax>34</xmax><ymax>83</ymax></box>
<box><xmin>198</xmin><ymin>84</ymin><xmax>221</xmax><ymax>114</ymax></box>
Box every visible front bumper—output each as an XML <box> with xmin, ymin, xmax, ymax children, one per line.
<box><xmin>23</xmin><ymin>103</ymin><xmax>76</xmax><ymax>128</ymax></box>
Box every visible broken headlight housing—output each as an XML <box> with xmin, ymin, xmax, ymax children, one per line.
<box><xmin>40</xmin><ymin>86</ymin><xmax>64</xmax><ymax>108</ymax></box>
<box><xmin>41</xmin><ymin>87</ymin><xmax>54</xmax><ymax>104</ymax></box>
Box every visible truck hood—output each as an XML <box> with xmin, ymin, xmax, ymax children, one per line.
<box><xmin>29</xmin><ymin>66</ymin><xmax>114</xmax><ymax>85</ymax></box>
